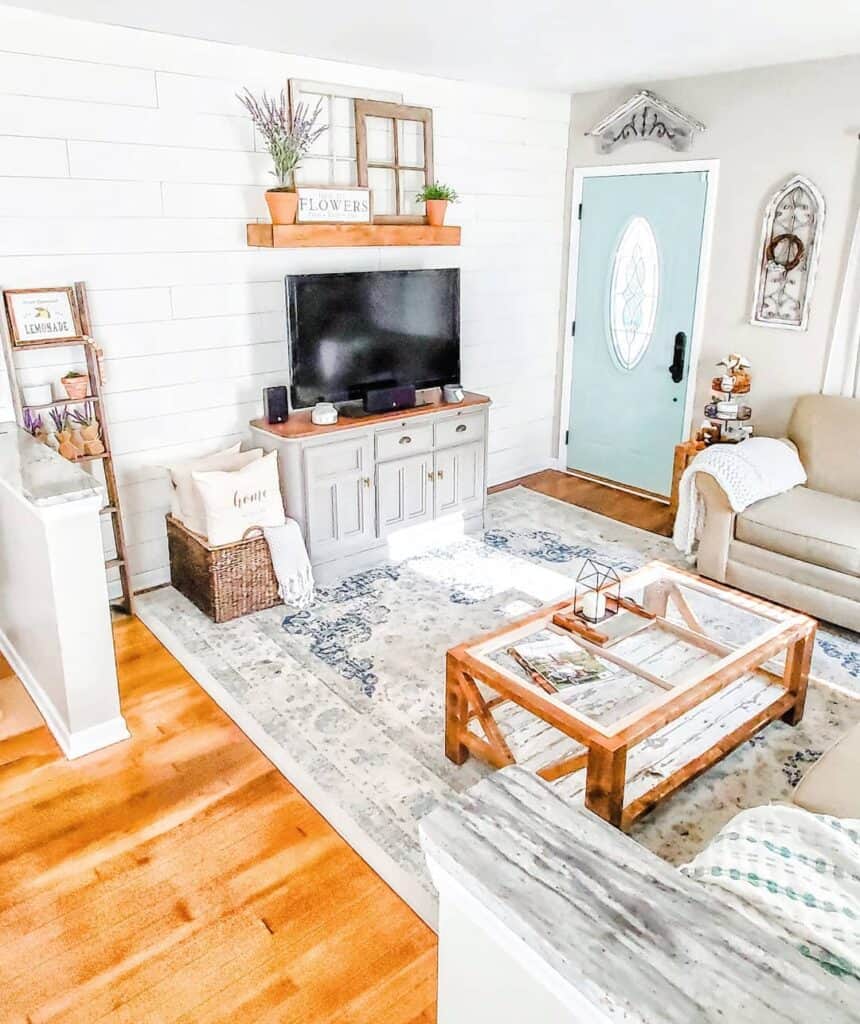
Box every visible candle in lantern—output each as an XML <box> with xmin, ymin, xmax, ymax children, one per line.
<box><xmin>581</xmin><ymin>589</ymin><xmax>606</xmax><ymax>622</ymax></box>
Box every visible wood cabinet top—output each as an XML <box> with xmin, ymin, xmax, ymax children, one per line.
<box><xmin>251</xmin><ymin>391</ymin><xmax>490</xmax><ymax>440</ymax></box>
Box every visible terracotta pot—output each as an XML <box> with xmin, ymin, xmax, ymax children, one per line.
<box><xmin>61</xmin><ymin>375</ymin><xmax>89</xmax><ymax>400</ymax></box>
<box><xmin>265</xmin><ymin>189</ymin><xmax>299</xmax><ymax>225</ymax></box>
<box><xmin>425</xmin><ymin>199</ymin><xmax>449</xmax><ymax>226</ymax></box>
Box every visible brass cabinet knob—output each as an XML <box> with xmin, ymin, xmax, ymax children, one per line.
<box><xmin>436</xmin><ymin>469</ymin><xmax>444</xmax><ymax>479</ymax></box>
<box><xmin>427</xmin><ymin>471</ymin><xmax>435</xmax><ymax>481</ymax></box>
<box><xmin>363</xmin><ymin>476</ymin><xmax>372</xmax><ymax>488</ymax></box>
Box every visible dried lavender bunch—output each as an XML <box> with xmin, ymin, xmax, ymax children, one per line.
<box><xmin>49</xmin><ymin>407</ymin><xmax>67</xmax><ymax>433</ymax></box>
<box><xmin>236</xmin><ymin>88</ymin><xmax>326</xmax><ymax>189</ymax></box>
<box><xmin>23</xmin><ymin>408</ymin><xmax>43</xmax><ymax>435</ymax></box>
<box><xmin>70</xmin><ymin>401</ymin><xmax>96</xmax><ymax>426</ymax></box>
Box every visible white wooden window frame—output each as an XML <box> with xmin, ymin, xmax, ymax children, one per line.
<box><xmin>288</xmin><ymin>79</ymin><xmax>402</xmax><ymax>188</ymax></box>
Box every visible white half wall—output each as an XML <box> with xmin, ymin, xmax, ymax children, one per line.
<box><xmin>0</xmin><ymin>5</ymin><xmax>570</xmax><ymax>591</ymax></box>
<box><xmin>565</xmin><ymin>54</ymin><xmax>860</xmax><ymax>442</ymax></box>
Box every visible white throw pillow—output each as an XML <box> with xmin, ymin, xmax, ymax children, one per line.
<box><xmin>165</xmin><ymin>443</ymin><xmax>263</xmax><ymax>536</ymax></box>
<box><xmin>193</xmin><ymin>450</ymin><xmax>286</xmax><ymax>545</ymax></box>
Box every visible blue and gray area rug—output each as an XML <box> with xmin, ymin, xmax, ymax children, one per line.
<box><xmin>137</xmin><ymin>486</ymin><xmax>860</xmax><ymax>927</ymax></box>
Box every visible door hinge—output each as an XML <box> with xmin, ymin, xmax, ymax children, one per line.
<box><xmin>577</xmin><ymin>203</ymin><xmax>583</xmax><ymax>220</ymax></box>
<box><xmin>565</xmin><ymin>430</ymin><xmax>570</xmax><ymax>445</ymax></box>
<box><xmin>571</xmin><ymin>320</ymin><xmax>576</xmax><ymax>337</ymax></box>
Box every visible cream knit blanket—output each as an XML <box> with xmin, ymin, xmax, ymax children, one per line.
<box><xmin>673</xmin><ymin>437</ymin><xmax>807</xmax><ymax>555</ymax></box>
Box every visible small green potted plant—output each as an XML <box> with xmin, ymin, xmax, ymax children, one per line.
<box><xmin>237</xmin><ymin>88</ymin><xmax>327</xmax><ymax>225</ymax></box>
<box><xmin>416</xmin><ymin>182</ymin><xmax>459</xmax><ymax>226</ymax></box>
<box><xmin>60</xmin><ymin>369</ymin><xmax>89</xmax><ymax>401</ymax></box>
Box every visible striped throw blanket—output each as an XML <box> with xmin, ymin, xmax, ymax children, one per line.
<box><xmin>681</xmin><ymin>804</ymin><xmax>860</xmax><ymax>982</ymax></box>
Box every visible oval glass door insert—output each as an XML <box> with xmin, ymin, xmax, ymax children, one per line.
<box><xmin>608</xmin><ymin>216</ymin><xmax>660</xmax><ymax>370</ymax></box>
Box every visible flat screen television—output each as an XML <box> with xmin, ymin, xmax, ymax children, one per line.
<box><xmin>286</xmin><ymin>268</ymin><xmax>460</xmax><ymax>410</ymax></box>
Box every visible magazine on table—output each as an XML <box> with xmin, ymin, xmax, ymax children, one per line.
<box><xmin>506</xmin><ymin>629</ymin><xmax>610</xmax><ymax>688</ymax></box>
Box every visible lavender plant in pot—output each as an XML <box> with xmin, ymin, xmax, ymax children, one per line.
<box><xmin>237</xmin><ymin>89</ymin><xmax>327</xmax><ymax>225</ymax></box>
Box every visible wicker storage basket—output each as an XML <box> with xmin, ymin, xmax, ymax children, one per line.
<box><xmin>166</xmin><ymin>514</ymin><xmax>280</xmax><ymax>622</ymax></box>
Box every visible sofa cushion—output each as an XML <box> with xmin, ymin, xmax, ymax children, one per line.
<box><xmin>792</xmin><ymin>721</ymin><xmax>860</xmax><ymax>819</ymax></box>
<box><xmin>735</xmin><ymin>486</ymin><xmax>860</xmax><ymax>577</ymax></box>
<box><xmin>788</xmin><ymin>394</ymin><xmax>860</xmax><ymax>501</ymax></box>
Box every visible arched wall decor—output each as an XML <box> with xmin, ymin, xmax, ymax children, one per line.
<box><xmin>751</xmin><ymin>175</ymin><xmax>825</xmax><ymax>331</ymax></box>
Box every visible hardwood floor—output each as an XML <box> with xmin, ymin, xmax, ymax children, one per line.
<box><xmin>496</xmin><ymin>469</ymin><xmax>674</xmax><ymax>537</ymax></box>
<box><xmin>0</xmin><ymin>616</ymin><xmax>436</xmax><ymax>1024</ymax></box>
<box><xmin>0</xmin><ymin>467</ymin><xmax>665</xmax><ymax>1022</ymax></box>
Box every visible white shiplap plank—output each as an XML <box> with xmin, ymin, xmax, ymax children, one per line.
<box><xmin>0</xmin><ymin>51</ymin><xmax>157</xmax><ymax>107</ymax></box>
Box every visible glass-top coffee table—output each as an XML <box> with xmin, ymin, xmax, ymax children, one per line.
<box><xmin>444</xmin><ymin>561</ymin><xmax>817</xmax><ymax>830</ymax></box>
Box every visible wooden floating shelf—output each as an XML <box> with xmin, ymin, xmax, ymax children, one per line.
<box><xmin>246</xmin><ymin>222</ymin><xmax>461</xmax><ymax>249</ymax></box>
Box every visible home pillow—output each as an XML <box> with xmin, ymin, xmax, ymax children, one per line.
<box><xmin>193</xmin><ymin>450</ymin><xmax>286</xmax><ymax>546</ymax></box>
<box><xmin>166</xmin><ymin>443</ymin><xmax>263</xmax><ymax>536</ymax></box>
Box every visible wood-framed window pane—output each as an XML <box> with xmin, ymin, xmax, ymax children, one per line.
<box><xmin>366</xmin><ymin>116</ymin><xmax>395</xmax><ymax>164</ymax></box>
<box><xmin>368</xmin><ymin>166</ymin><xmax>396</xmax><ymax>215</ymax></box>
<box><xmin>397</xmin><ymin>120</ymin><xmax>424</xmax><ymax>168</ymax></box>
<box><xmin>355</xmin><ymin>99</ymin><xmax>434</xmax><ymax>223</ymax></box>
<box><xmin>399</xmin><ymin>169</ymin><xmax>425</xmax><ymax>217</ymax></box>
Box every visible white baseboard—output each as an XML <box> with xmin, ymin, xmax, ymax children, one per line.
<box><xmin>0</xmin><ymin>625</ymin><xmax>130</xmax><ymax>759</ymax></box>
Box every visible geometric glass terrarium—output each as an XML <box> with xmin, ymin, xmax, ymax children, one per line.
<box><xmin>575</xmin><ymin>559</ymin><xmax>621</xmax><ymax>624</ymax></box>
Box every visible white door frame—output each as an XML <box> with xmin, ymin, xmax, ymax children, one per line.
<box><xmin>557</xmin><ymin>159</ymin><xmax>720</xmax><ymax>490</ymax></box>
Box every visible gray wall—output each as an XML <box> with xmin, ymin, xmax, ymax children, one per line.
<box><xmin>565</xmin><ymin>54</ymin><xmax>860</xmax><ymax>439</ymax></box>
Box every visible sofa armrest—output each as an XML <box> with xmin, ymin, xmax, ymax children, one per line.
<box><xmin>694</xmin><ymin>474</ymin><xmax>735</xmax><ymax>582</ymax></box>
<box><xmin>793</xmin><ymin>720</ymin><xmax>860</xmax><ymax>818</ymax></box>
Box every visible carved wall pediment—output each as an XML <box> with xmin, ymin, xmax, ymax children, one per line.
<box><xmin>586</xmin><ymin>90</ymin><xmax>705</xmax><ymax>154</ymax></box>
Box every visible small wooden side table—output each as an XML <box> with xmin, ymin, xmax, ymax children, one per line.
<box><xmin>669</xmin><ymin>440</ymin><xmax>705</xmax><ymax>520</ymax></box>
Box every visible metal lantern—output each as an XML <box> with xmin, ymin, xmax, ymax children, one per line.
<box><xmin>575</xmin><ymin>559</ymin><xmax>620</xmax><ymax>624</ymax></box>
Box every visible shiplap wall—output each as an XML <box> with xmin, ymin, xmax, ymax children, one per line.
<box><xmin>0</xmin><ymin>6</ymin><xmax>570</xmax><ymax>591</ymax></box>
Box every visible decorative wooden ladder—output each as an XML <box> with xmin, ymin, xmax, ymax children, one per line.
<box><xmin>1</xmin><ymin>281</ymin><xmax>134</xmax><ymax>614</ymax></box>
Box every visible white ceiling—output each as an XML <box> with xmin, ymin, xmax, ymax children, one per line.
<box><xmin>15</xmin><ymin>0</ymin><xmax>860</xmax><ymax>93</ymax></box>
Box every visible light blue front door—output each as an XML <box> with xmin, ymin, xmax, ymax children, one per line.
<box><xmin>567</xmin><ymin>172</ymin><xmax>708</xmax><ymax>496</ymax></box>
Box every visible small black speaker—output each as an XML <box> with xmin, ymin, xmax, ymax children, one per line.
<box><xmin>263</xmin><ymin>386</ymin><xmax>289</xmax><ymax>424</ymax></box>
<box><xmin>363</xmin><ymin>384</ymin><xmax>416</xmax><ymax>414</ymax></box>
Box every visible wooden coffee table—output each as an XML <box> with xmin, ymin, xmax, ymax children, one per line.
<box><xmin>445</xmin><ymin>561</ymin><xmax>816</xmax><ymax>831</ymax></box>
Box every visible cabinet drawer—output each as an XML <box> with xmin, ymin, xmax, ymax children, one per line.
<box><xmin>375</xmin><ymin>422</ymin><xmax>433</xmax><ymax>461</ymax></box>
<box><xmin>434</xmin><ymin>411</ymin><xmax>485</xmax><ymax>449</ymax></box>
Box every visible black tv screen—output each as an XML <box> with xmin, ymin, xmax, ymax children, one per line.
<box><xmin>286</xmin><ymin>268</ymin><xmax>460</xmax><ymax>409</ymax></box>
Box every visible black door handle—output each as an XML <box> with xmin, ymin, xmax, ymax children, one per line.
<box><xmin>669</xmin><ymin>331</ymin><xmax>687</xmax><ymax>383</ymax></box>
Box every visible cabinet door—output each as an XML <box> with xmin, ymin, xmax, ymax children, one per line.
<box><xmin>304</xmin><ymin>436</ymin><xmax>374</xmax><ymax>560</ymax></box>
<box><xmin>376</xmin><ymin>451</ymin><xmax>434</xmax><ymax>538</ymax></box>
<box><xmin>434</xmin><ymin>442</ymin><xmax>484</xmax><ymax>518</ymax></box>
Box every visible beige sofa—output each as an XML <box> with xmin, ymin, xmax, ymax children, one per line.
<box><xmin>696</xmin><ymin>393</ymin><xmax>860</xmax><ymax>632</ymax></box>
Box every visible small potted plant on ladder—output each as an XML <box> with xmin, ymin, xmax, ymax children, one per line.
<box><xmin>416</xmin><ymin>182</ymin><xmax>459</xmax><ymax>226</ymax></box>
<box><xmin>237</xmin><ymin>88</ymin><xmax>327</xmax><ymax>225</ymax></box>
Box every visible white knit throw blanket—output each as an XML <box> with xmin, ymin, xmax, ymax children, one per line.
<box><xmin>263</xmin><ymin>518</ymin><xmax>314</xmax><ymax>609</ymax></box>
<box><xmin>673</xmin><ymin>437</ymin><xmax>807</xmax><ymax>555</ymax></box>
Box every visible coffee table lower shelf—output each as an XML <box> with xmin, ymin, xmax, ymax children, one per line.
<box><xmin>457</xmin><ymin>670</ymin><xmax>792</xmax><ymax>832</ymax></box>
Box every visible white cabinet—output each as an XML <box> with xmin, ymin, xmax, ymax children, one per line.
<box><xmin>304</xmin><ymin>436</ymin><xmax>375</xmax><ymax>561</ymax></box>
<box><xmin>251</xmin><ymin>397</ymin><xmax>490</xmax><ymax>583</ymax></box>
<box><xmin>377</xmin><ymin>451</ymin><xmax>434</xmax><ymax>538</ymax></box>
<box><xmin>434</xmin><ymin>442</ymin><xmax>484</xmax><ymax>518</ymax></box>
